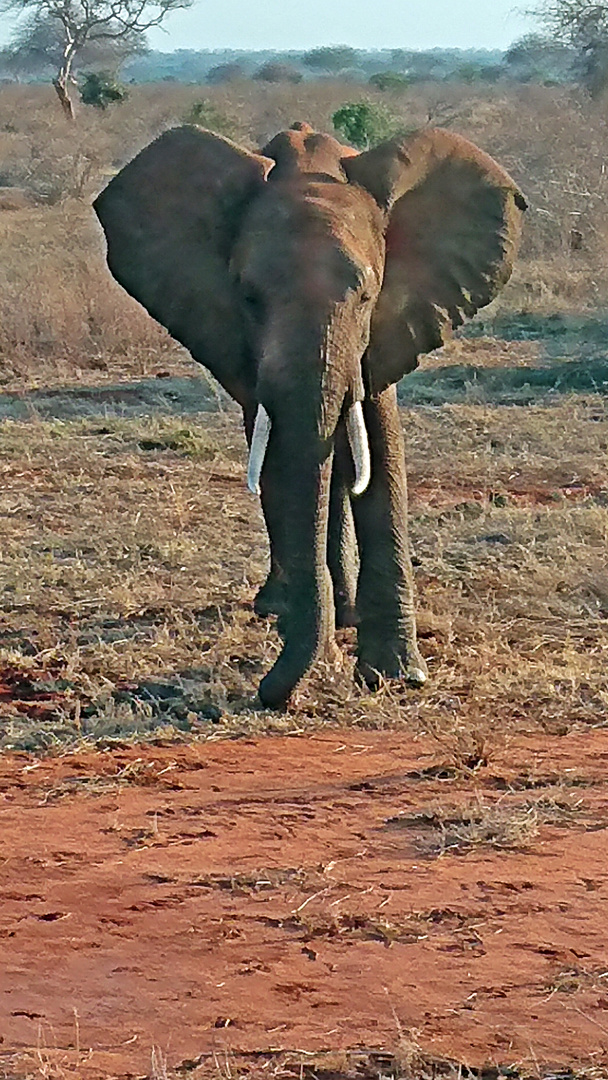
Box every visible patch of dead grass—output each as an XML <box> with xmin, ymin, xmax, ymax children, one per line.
<box><xmin>386</xmin><ymin>788</ymin><xmax>586</xmax><ymax>855</ymax></box>
<box><xmin>0</xmin><ymin>83</ymin><xmax>607</xmax><ymax>757</ymax></box>
<box><xmin>0</xmin><ymin>396</ymin><xmax>605</xmax><ymax>752</ymax></box>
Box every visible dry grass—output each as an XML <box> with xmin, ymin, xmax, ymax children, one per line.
<box><xmin>1</xmin><ymin>1046</ymin><xmax>517</xmax><ymax>1080</ymax></box>
<box><xmin>0</xmin><ymin>201</ymin><xmax>187</xmax><ymax>386</ymax></box>
<box><xmin>0</xmin><ymin>81</ymin><xmax>607</xmax><ymax>752</ymax></box>
<box><xmin>0</xmin><ymin>387</ymin><xmax>605</xmax><ymax>751</ymax></box>
<box><xmin>128</xmin><ymin>1046</ymin><xmax>608</xmax><ymax>1080</ymax></box>
<box><xmin>2</xmin><ymin>81</ymin><xmax>608</xmax><ymax>381</ymax></box>
<box><xmin>7</xmin><ymin>1046</ymin><xmax>608</xmax><ymax>1080</ymax></box>
<box><xmin>386</xmin><ymin>788</ymin><xmax>586</xmax><ymax>855</ymax></box>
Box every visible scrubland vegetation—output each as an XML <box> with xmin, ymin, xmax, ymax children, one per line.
<box><xmin>2</xmin><ymin>80</ymin><xmax>608</xmax><ymax>376</ymax></box>
<box><xmin>3</xmin><ymin>73</ymin><xmax>608</xmax><ymax>1080</ymax></box>
<box><xmin>0</xmin><ymin>79</ymin><xmax>606</xmax><ymax>752</ymax></box>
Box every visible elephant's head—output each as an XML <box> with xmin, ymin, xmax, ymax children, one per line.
<box><xmin>94</xmin><ymin>121</ymin><xmax>526</xmax><ymax>707</ymax></box>
<box><xmin>232</xmin><ymin>125</ymin><xmax>386</xmax><ymax>497</ymax></box>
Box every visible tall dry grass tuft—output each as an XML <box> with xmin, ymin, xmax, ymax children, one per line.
<box><xmin>0</xmin><ymin>200</ymin><xmax>187</xmax><ymax>385</ymax></box>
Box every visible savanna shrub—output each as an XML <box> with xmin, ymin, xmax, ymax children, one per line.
<box><xmin>368</xmin><ymin>71</ymin><xmax>410</xmax><ymax>91</ymax></box>
<box><xmin>253</xmin><ymin>61</ymin><xmax>303</xmax><ymax>83</ymax></box>
<box><xmin>182</xmin><ymin>98</ymin><xmax>239</xmax><ymax>139</ymax></box>
<box><xmin>332</xmin><ymin>101</ymin><xmax>400</xmax><ymax>149</ymax></box>
<box><xmin>206</xmin><ymin>62</ymin><xmax>247</xmax><ymax>85</ymax></box>
<box><xmin>80</xmin><ymin>72</ymin><xmax>128</xmax><ymax>110</ymax></box>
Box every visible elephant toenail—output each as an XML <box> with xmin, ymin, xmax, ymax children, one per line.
<box><xmin>407</xmin><ymin>667</ymin><xmax>427</xmax><ymax>685</ymax></box>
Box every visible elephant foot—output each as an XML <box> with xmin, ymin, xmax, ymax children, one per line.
<box><xmin>253</xmin><ymin>572</ymin><xmax>287</xmax><ymax>618</ymax></box>
<box><xmin>356</xmin><ymin>640</ymin><xmax>428</xmax><ymax>691</ymax></box>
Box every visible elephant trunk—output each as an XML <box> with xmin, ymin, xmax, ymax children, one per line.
<box><xmin>251</xmin><ymin>310</ymin><xmax>371</xmax><ymax>708</ymax></box>
<box><xmin>257</xmin><ymin>440</ymin><xmax>334</xmax><ymax>709</ymax></box>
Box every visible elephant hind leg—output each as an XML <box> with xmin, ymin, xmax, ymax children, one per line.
<box><xmin>253</xmin><ymin>565</ymin><xmax>287</xmax><ymax>617</ymax></box>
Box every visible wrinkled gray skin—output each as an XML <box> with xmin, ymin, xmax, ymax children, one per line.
<box><xmin>234</xmin><ymin>148</ymin><xmax>424</xmax><ymax>708</ymax></box>
<box><xmin>94</xmin><ymin>122</ymin><xmax>526</xmax><ymax>709</ymax></box>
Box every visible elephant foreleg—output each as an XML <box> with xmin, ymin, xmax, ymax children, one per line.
<box><xmin>351</xmin><ymin>385</ymin><xmax>427</xmax><ymax>688</ymax></box>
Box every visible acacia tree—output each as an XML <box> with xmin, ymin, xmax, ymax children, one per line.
<box><xmin>529</xmin><ymin>0</ymin><xmax>608</xmax><ymax>93</ymax></box>
<box><xmin>1</xmin><ymin>0</ymin><xmax>194</xmax><ymax>118</ymax></box>
<box><xmin>302</xmin><ymin>45</ymin><xmax>358</xmax><ymax>76</ymax></box>
<box><xmin>503</xmin><ymin>32</ymin><xmax>575</xmax><ymax>81</ymax></box>
<box><xmin>3</xmin><ymin>12</ymin><xmax>144</xmax><ymax>81</ymax></box>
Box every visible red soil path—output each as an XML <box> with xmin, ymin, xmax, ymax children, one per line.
<box><xmin>2</xmin><ymin>730</ymin><xmax>608</xmax><ymax>1078</ymax></box>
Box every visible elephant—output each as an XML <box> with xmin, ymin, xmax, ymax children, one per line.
<box><xmin>93</xmin><ymin>121</ymin><xmax>526</xmax><ymax>709</ymax></box>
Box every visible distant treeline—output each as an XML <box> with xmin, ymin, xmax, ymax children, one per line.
<box><xmin>0</xmin><ymin>41</ymin><xmax>579</xmax><ymax>88</ymax></box>
<box><xmin>125</xmin><ymin>47</ymin><xmax>506</xmax><ymax>85</ymax></box>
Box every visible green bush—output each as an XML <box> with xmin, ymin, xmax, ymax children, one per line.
<box><xmin>454</xmin><ymin>62</ymin><xmax>502</xmax><ymax>84</ymax></box>
<box><xmin>253</xmin><ymin>61</ymin><xmax>302</xmax><ymax>83</ymax></box>
<box><xmin>332</xmin><ymin>101</ymin><xmax>400</xmax><ymax>149</ymax></box>
<box><xmin>206</xmin><ymin>62</ymin><xmax>246</xmax><ymax>85</ymax></box>
<box><xmin>182</xmin><ymin>99</ymin><xmax>238</xmax><ymax>140</ymax></box>
<box><xmin>368</xmin><ymin>70</ymin><xmax>410</xmax><ymax>91</ymax></box>
<box><xmin>303</xmin><ymin>45</ymin><xmax>358</xmax><ymax>74</ymax></box>
<box><xmin>79</xmin><ymin>71</ymin><xmax>128</xmax><ymax>110</ymax></box>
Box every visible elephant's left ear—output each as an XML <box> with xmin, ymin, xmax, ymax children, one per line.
<box><xmin>342</xmin><ymin>128</ymin><xmax>527</xmax><ymax>394</ymax></box>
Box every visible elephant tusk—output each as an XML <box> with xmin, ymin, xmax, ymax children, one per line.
<box><xmin>346</xmin><ymin>401</ymin><xmax>371</xmax><ymax>496</ymax></box>
<box><xmin>247</xmin><ymin>404</ymin><xmax>272</xmax><ymax>495</ymax></box>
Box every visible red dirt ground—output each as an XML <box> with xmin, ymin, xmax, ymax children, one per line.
<box><xmin>2</xmin><ymin>730</ymin><xmax>608</xmax><ymax>1078</ymax></box>
<box><xmin>409</xmin><ymin>473</ymin><xmax>608</xmax><ymax>509</ymax></box>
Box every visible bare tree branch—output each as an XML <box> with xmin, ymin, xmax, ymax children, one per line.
<box><xmin>1</xmin><ymin>0</ymin><xmax>194</xmax><ymax>116</ymax></box>
<box><xmin>527</xmin><ymin>0</ymin><xmax>608</xmax><ymax>93</ymax></box>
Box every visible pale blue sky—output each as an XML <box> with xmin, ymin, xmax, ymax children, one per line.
<box><xmin>1</xmin><ymin>0</ymin><xmax>533</xmax><ymax>52</ymax></box>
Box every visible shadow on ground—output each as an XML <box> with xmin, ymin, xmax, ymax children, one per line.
<box><xmin>397</xmin><ymin>311</ymin><xmax>608</xmax><ymax>405</ymax></box>
<box><xmin>0</xmin><ymin>661</ymin><xmax>232</xmax><ymax>751</ymax></box>
<box><xmin>1</xmin><ymin>313</ymin><xmax>608</xmax><ymax>417</ymax></box>
<box><xmin>5</xmin><ymin>361</ymin><xmax>605</xmax><ymax>417</ymax></box>
<box><xmin>0</xmin><ymin>375</ymin><xmax>229</xmax><ymax>421</ymax></box>
<box><xmin>0</xmin><ymin>601</ymin><xmax>263</xmax><ymax>751</ymax></box>
<box><xmin>465</xmin><ymin>310</ymin><xmax>608</xmax><ymax>349</ymax></box>
<box><xmin>399</xmin><ymin>356</ymin><xmax>608</xmax><ymax>405</ymax></box>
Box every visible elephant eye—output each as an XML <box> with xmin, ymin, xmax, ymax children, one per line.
<box><xmin>360</xmin><ymin>291</ymin><xmax>372</xmax><ymax>305</ymax></box>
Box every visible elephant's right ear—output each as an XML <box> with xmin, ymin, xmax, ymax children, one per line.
<box><xmin>94</xmin><ymin>126</ymin><xmax>274</xmax><ymax>404</ymax></box>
